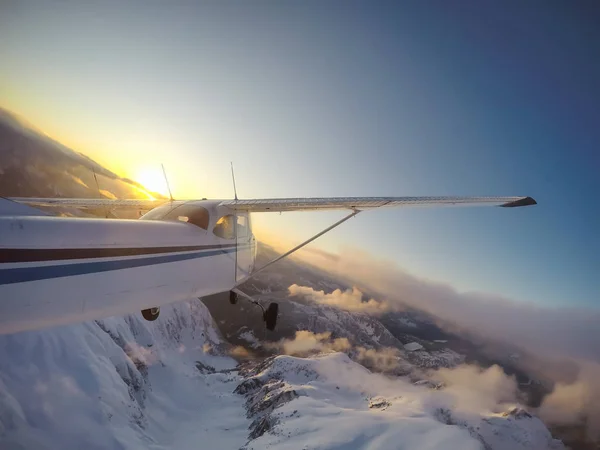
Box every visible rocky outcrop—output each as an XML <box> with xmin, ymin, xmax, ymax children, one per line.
<box><xmin>235</xmin><ymin>357</ymin><xmax>303</xmax><ymax>443</ymax></box>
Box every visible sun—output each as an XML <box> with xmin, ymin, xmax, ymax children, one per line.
<box><xmin>135</xmin><ymin>168</ymin><xmax>170</xmax><ymax>198</ymax></box>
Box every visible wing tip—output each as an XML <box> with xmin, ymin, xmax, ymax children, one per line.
<box><xmin>500</xmin><ymin>196</ymin><xmax>537</xmax><ymax>208</ymax></box>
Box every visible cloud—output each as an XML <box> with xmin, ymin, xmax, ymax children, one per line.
<box><xmin>288</xmin><ymin>284</ymin><xmax>389</xmax><ymax>314</ymax></box>
<box><xmin>297</xmin><ymin>247</ymin><xmax>600</xmax><ymax>364</ymax></box>
<box><xmin>260</xmin><ymin>325</ymin><xmax>597</xmax><ymax>443</ymax></box>
<box><xmin>99</xmin><ymin>189</ymin><xmax>117</xmax><ymax>200</ymax></box>
<box><xmin>272</xmin><ymin>331</ymin><xmax>407</xmax><ymax>375</ymax></box>
<box><xmin>276</xmin><ymin>330</ymin><xmax>351</xmax><ymax>356</ymax></box>
<box><xmin>124</xmin><ymin>341</ymin><xmax>159</xmax><ymax>366</ymax></box>
<box><xmin>432</xmin><ymin>364</ymin><xmax>520</xmax><ymax>413</ymax></box>
<box><xmin>269</xmin><ymin>331</ymin><xmax>526</xmax><ymax>419</ymax></box>
<box><xmin>229</xmin><ymin>345</ymin><xmax>253</xmax><ymax>359</ymax></box>
<box><xmin>295</xmin><ymin>246</ymin><xmax>600</xmax><ymax>438</ymax></box>
<box><xmin>538</xmin><ymin>363</ymin><xmax>600</xmax><ymax>441</ymax></box>
<box><xmin>355</xmin><ymin>347</ymin><xmax>403</xmax><ymax>373</ymax></box>
<box><xmin>296</xmin><ymin>246</ymin><xmax>340</xmax><ymax>262</ymax></box>
<box><xmin>69</xmin><ymin>174</ymin><xmax>89</xmax><ymax>189</ymax></box>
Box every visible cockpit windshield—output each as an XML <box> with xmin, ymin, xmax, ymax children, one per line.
<box><xmin>141</xmin><ymin>203</ymin><xmax>210</xmax><ymax>230</ymax></box>
<box><xmin>139</xmin><ymin>203</ymin><xmax>181</xmax><ymax>221</ymax></box>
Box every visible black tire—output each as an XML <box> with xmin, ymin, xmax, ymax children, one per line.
<box><xmin>229</xmin><ymin>291</ymin><xmax>238</xmax><ymax>305</ymax></box>
<box><xmin>141</xmin><ymin>307</ymin><xmax>160</xmax><ymax>321</ymax></box>
<box><xmin>264</xmin><ymin>303</ymin><xmax>279</xmax><ymax>331</ymax></box>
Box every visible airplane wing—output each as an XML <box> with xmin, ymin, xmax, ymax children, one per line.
<box><xmin>220</xmin><ymin>196</ymin><xmax>537</xmax><ymax>212</ymax></box>
<box><xmin>8</xmin><ymin>195</ymin><xmax>537</xmax><ymax>213</ymax></box>
<box><xmin>7</xmin><ymin>197</ymin><xmax>167</xmax><ymax>211</ymax></box>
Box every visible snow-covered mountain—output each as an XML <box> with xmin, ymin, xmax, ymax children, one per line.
<box><xmin>236</xmin><ymin>353</ymin><xmax>564</xmax><ymax>450</ymax></box>
<box><xmin>0</xmin><ymin>296</ymin><xmax>566</xmax><ymax>450</ymax></box>
<box><xmin>0</xmin><ymin>300</ymin><xmax>250</xmax><ymax>450</ymax></box>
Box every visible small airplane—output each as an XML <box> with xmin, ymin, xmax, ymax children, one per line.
<box><xmin>0</xmin><ymin>194</ymin><xmax>536</xmax><ymax>335</ymax></box>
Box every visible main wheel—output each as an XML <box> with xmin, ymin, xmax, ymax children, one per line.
<box><xmin>229</xmin><ymin>291</ymin><xmax>238</xmax><ymax>305</ymax></box>
<box><xmin>263</xmin><ymin>303</ymin><xmax>279</xmax><ymax>331</ymax></box>
<box><xmin>141</xmin><ymin>307</ymin><xmax>160</xmax><ymax>321</ymax></box>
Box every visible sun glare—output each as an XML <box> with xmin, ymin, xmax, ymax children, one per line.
<box><xmin>135</xmin><ymin>168</ymin><xmax>169</xmax><ymax>198</ymax></box>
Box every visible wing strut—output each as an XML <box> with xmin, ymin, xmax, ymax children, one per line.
<box><xmin>235</xmin><ymin>209</ymin><xmax>360</xmax><ymax>286</ymax></box>
<box><xmin>161</xmin><ymin>164</ymin><xmax>174</xmax><ymax>202</ymax></box>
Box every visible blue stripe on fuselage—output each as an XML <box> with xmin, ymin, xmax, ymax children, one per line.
<box><xmin>0</xmin><ymin>247</ymin><xmax>237</xmax><ymax>286</ymax></box>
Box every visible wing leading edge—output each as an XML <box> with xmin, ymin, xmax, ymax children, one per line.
<box><xmin>220</xmin><ymin>196</ymin><xmax>537</xmax><ymax>212</ymax></box>
<box><xmin>7</xmin><ymin>197</ymin><xmax>167</xmax><ymax>211</ymax></box>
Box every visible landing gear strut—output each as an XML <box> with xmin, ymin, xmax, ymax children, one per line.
<box><xmin>231</xmin><ymin>289</ymin><xmax>279</xmax><ymax>331</ymax></box>
<box><xmin>141</xmin><ymin>307</ymin><xmax>160</xmax><ymax>321</ymax></box>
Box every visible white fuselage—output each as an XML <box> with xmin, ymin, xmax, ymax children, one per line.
<box><xmin>0</xmin><ymin>200</ymin><xmax>256</xmax><ymax>334</ymax></box>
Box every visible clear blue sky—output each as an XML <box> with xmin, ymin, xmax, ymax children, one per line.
<box><xmin>1</xmin><ymin>1</ymin><xmax>598</xmax><ymax>307</ymax></box>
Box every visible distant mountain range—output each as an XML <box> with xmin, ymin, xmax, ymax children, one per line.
<box><xmin>0</xmin><ymin>107</ymin><xmax>165</xmax><ymax>203</ymax></box>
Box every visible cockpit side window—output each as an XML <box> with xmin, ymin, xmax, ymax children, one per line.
<box><xmin>236</xmin><ymin>214</ymin><xmax>249</xmax><ymax>238</ymax></box>
<box><xmin>141</xmin><ymin>204</ymin><xmax>210</xmax><ymax>230</ymax></box>
<box><xmin>213</xmin><ymin>215</ymin><xmax>236</xmax><ymax>240</ymax></box>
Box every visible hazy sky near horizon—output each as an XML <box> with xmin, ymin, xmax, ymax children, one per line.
<box><xmin>1</xmin><ymin>1</ymin><xmax>598</xmax><ymax>307</ymax></box>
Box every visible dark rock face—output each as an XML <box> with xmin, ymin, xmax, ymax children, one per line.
<box><xmin>234</xmin><ymin>378</ymin><xmax>264</xmax><ymax>396</ymax></box>
<box><xmin>242</xmin><ymin>385</ymin><xmax>299</xmax><ymax>440</ymax></box>
<box><xmin>247</xmin><ymin>384</ymin><xmax>299</xmax><ymax>419</ymax></box>
<box><xmin>195</xmin><ymin>361</ymin><xmax>216</xmax><ymax>374</ymax></box>
<box><xmin>248</xmin><ymin>416</ymin><xmax>277</xmax><ymax>440</ymax></box>
<box><xmin>368</xmin><ymin>397</ymin><xmax>391</xmax><ymax>410</ymax></box>
<box><xmin>503</xmin><ymin>407</ymin><xmax>533</xmax><ymax>419</ymax></box>
<box><xmin>237</xmin><ymin>356</ymin><xmax>278</xmax><ymax>379</ymax></box>
<box><xmin>235</xmin><ymin>358</ymin><xmax>302</xmax><ymax>442</ymax></box>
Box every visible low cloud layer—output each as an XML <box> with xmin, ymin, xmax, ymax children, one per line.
<box><xmin>273</xmin><ymin>330</ymin><xmax>403</xmax><ymax>374</ymax></box>
<box><xmin>293</xmin><ymin>246</ymin><xmax>600</xmax><ymax>440</ymax></box>
<box><xmin>538</xmin><ymin>363</ymin><xmax>600</xmax><ymax>441</ymax></box>
<box><xmin>355</xmin><ymin>346</ymin><xmax>403</xmax><ymax>373</ymax></box>
<box><xmin>433</xmin><ymin>364</ymin><xmax>520</xmax><ymax>413</ymax></box>
<box><xmin>296</xmin><ymin>247</ymin><xmax>600</xmax><ymax>364</ymax></box>
<box><xmin>270</xmin><ymin>329</ymin><xmax>600</xmax><ymax>446</ymax></box>
<box><xmin>272</xmin><ymin>332</ymin><xmax>526</xmax><ymax>418</ymax></box>
<box><xmin>279</xmin><ymin>330</ymin><xmax>351</xmax><ymax>355</ymax></box>
<box><xmin>288</xmin><ymin>284</ymin><xmax>389</xmax><ymax>314</ymax></box>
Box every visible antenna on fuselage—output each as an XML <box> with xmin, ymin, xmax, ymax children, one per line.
<box><xmin>230</xmin><ymin>162</ymin><xmax>238</xmax><ymax>201</ymax></box>
<box><xmin>161</xmin><ymin>163</ymin><xmax>174</xmax><ymax>203</ymax></box>
<box><xmin>91</xmin><ymin>166</ymin><xmax>109</xmax><ymax>218</ymax></box>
